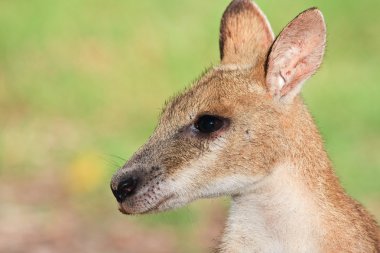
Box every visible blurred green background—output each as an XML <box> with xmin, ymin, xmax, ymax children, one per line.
<box><xmin>0</xmin><ymin>0</ymin><xmax>379</xmax><ymax>252</ymax></box>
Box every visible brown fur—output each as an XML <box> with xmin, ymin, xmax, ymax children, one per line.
<box><xmin>111</xmin><ymin>0</ymin><xmax>380</xmax><ymax>251</ymax></box>
<box><xmin>220</xmin><ymin>0</ymin><xmax>274</xmax><ymax>64</ymax></box>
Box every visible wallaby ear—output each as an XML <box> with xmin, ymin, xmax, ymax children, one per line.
<box><xmin>220</xmin><ymin>0</ymin><xmax>274</xmax><ymax>65</ymax></box>
<box><xmin>266</xmin><ymin>8</ymin><xmax>326</xmax><ymax>103</ymax></box>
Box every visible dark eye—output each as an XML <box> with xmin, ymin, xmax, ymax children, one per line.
<box><xmin>194</xmin><ymin>115</ymin><xmax>224</xmax><ymax>134</ymax></box>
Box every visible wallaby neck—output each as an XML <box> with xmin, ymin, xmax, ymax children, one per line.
<box><xmin>219</xmin><ymin>162</ymin><xmax>325</xmax><ymax>253</ymax></box>
<box><xmin>217</xmin><ymin>103</ymin><xmax>380</xmax><ymax>252</ymax></box>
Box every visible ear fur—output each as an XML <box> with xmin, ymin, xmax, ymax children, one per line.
<box><xmin>266</xmin><ymin>8</ymin><xmax>326</xmax><ymax>103</ymax></box>
<box><xmin>219</xmin><ymin>0</ymin><xmax>274</xmax><ymax>66</ymax></box>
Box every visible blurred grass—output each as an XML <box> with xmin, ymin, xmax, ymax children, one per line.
<box><xmin>0</xmin><ymin>0</ymin><xmax>379</xmax><ymax>251</ymax></box>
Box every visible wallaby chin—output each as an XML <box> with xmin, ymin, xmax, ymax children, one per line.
<box><xmin>111</xmin><ymin>0</ymin><xmax>380</xmax><ymax>252</ymax></box>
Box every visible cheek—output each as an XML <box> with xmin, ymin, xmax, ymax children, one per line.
<box><xmin>160</xmin><ymin>136</ymin><xmax>206</xmax><ymax>176</ymax></box>
<box><xmin>164</xmin><ymin>137</ymin><xmax>228</xmax><ymax>191</ymax></box>
<box><xmin>222</xmin><ymin>126</ymin><xmax>280</xmax><ymax>175</ymax></box>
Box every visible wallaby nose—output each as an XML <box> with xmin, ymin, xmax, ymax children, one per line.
<box><xmin>111</xmin><ymin>176</ymin><xmax>140</xmax><ymax>203</ymax></box>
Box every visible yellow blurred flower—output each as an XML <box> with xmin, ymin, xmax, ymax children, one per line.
<box><xmin>65</xmin><ymin>151</ymin><xmax>105</xmax><ymax>195</ymax></box>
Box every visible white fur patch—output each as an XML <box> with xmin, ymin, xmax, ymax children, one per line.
<box><xmin>198</xmin><ymin>175</ymin><xmax>258</xmax><ymax>199</ymax></box>
<box><xmin>220</xmin><ymin>163</ymin><xmax>322</xmax><ymax>253</ymax></box>
<box><xmin>161</xmin><ymin>137</ymin><xmax>229</xmax><ymax>205</ymax></box>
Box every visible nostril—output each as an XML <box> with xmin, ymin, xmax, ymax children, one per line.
<box><xmin>112</xmin><ymin>176</ymin><xmax>139</xmax><ymax>202</ymax></box>
<box><xmin>119</xmin><ymin>177</ymin><xmax>139</xmax><ymax>196</ymax></box>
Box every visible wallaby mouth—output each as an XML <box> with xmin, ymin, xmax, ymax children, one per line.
<box><xmin>110</xmin><ymin>164</ymin><xmax>174</xmax><ymax>214</ymax></box>
<box><xmin>117</xmin><ymin>193</ymin><xmax>175</xmax><ymax>215</ymax></box>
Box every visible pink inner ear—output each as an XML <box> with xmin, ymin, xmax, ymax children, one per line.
<box><xmin>266</xmin><ymin>8</ymin><xmax>326</xmax><ymax>101</ymax></box>
<box><xmin>279</xmin><ymin>37</ymin><xmax>324</xmax><ymax>96</ymax></box>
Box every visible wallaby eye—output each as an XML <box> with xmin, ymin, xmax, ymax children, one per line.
<box><xmin>194</xmin><ymin>115</ymin><xmax>224</xmax><ymax>134</ymax></box>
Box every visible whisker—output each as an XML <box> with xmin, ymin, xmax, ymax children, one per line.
<box><xmin>106</xmin><ymin>153</ymin><xmax>128</xmax><ymax>162</ymax></box>
<box><xmin>100</xmin><ymin>154</ymin><xmax>126</xmax><ymax>168</ymax></box>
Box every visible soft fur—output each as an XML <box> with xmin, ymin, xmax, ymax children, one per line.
<box><xmin>111</xmin><ymin>0</ymin><xmax>380</xmax><ymax>252</ymax></box>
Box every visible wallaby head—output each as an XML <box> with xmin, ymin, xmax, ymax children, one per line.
<box><xmin>110</xmin><ymin>1</ymin><xmax>380</xmax><ymax>251</ymax></box>
<box><xmin>110</xmin><ymin>0</ymin><xmax>326</xmax><ymax>215</ymax></box>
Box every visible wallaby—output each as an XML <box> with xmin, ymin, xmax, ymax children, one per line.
<box><xmin>110</xmin><ymin>0</ymin><xmax>380</xmax><ymax>252</ymax></box>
